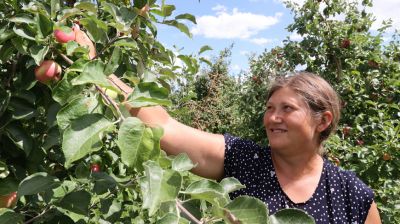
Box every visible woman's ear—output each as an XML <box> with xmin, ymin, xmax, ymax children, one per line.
<box><xmin>317</xmin><ymin>111</ymin><xmax>333</xmax><ymax>132</ymax></box>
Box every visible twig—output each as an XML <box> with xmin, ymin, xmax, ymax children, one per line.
<box><xmin>92</xmin><ymin>36</ymin><xmax>124</xmax><ymax>60</ymax></box>
<box><xmin>95</xmin><ymin>85</ymin><xmax>126</xmax><ymax>121</ymax></box>
<box><xmin>59</xmin><ymin>53</ymin><xmax>73</xmax><ymax>65</ymax></box>
<box><xmin>24</xmin><ymin>206</ymin><xmax>51</xmax><ymax>224</ymax></box>
<box><xmin>176</xmin><ymin>199</ymin><xmax>203</xmax><ymax>224</ymax></box>
<box><xmin>59</xmin><ymin>53</ymin><xmax>125</xmax><ymax>121</ymax></box>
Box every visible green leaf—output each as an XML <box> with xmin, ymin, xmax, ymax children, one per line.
<box><xmin>56</xmin><ymin>96</ymin><xmax>100</xmax><ymax>130</ymax></box>
<box><xmin>199</xmin><ymin>57</ymin><xmax>212</xmax><ymax>66</ymax></box>
<box><xmin>4</xmin><ymin>122</ymin><xmax>33</xmax><ymax>156</ymax></box>
<box><xmin>0</xmin><ymin>43</ymin><xmax>14</xmax><ymax>63</ymax></box>
<box><xmin>60</xmin><ymin>8</ymin><xmax>82</xmax><ymax>21</ymax></box>
<box><xmin>172</xmin><ymin>153</ymin><xmax>196</xmax><ymax>172</ymax></box>
<box><xmin>80</xmin><ymin>17</ymin><xmax>108</xmax><ymax>43</ymax></box>
<box><xmin>52</xmin><ymin>73</ymin><xmax>85</xmax><ymax>106</ymax></box>
<box><xmin>8</xmin><ymin>16</ymin><xmax>35</xmax><ymax>25</ymax></box>
<box><xmin>220</xmin><ymin>177</ymin><xmax>245</xmax><ymax>194</ymax></box>
<box><xmin>57</xmin><ymin>190</ymin><xmax>91</xmax><ymax>215</ymax></box>
<box><xmin>0</xmin><ymin>29</ymin><xmax>15</xmax><ymax>45</ymax></box>
<box><xmin>102</xmin><ymin>2</ymin><xmax>136</xmax><ymax>32</ymax></box>
<box><xmin>0</xmin><ymin>178</ymin><xmax>18</xmax><ymax>195</ymax></box>
<box><xmin>44</xmin><ymin>180</ymin><xmax>77</xmax><ymax>203</ymax></box>
<box><xmin>157</xmin><ymin>213</ymin><xmax>182</xmax><ymax>224</ymax></box>
<box><xmin>0</xmin><ymin>208</ymin><xmax>24</xmax><ymax>224</ymax></box>
<box><xmin>13</xmin><ymin>25</ymin><xmax>36</xmax><ymax>41</ymax></box>
<box><xmin>117</xmin><ymin>117</ymin><xmax>162</xmax><ymax>171</ymax></box>
<box><xmin>162</xmin><ymin>4</ymin><xmax>176</xmax><ymax>17</ymax></box>
<box><xmin>50</xmin><ymin>0</ymin><xmax>61</xmax><ymax>19</ymax></box>
<box><xmin>18</xmin><ymin>172</ymin><xmax>60</xmax><ymax>197</ymax></box>
<box><xmin>269</xmin><ymin>208</ymin><xmax>315</xmax><ymax>224</ymax></box>
<box><xmin>127</xmin><ymin>82</ymin><xmax>171</xmax><ymax>107</ymax></box>
<box><xmin>199</xmin><ymin>45</ymin><xmax>213</xmax><ymax>55</ymax></box>
<box><xmin>74</xmin><ymin>2</ymin><xmax>97</xmax><ymax>14</ymax></box>
<box><xmin>71</xmin><ymin>60</ymin><xmax>116</xmax><ymax>90</ymax></box>
<box><xmin>175</xmin><ymin>13</ymin><xmax>197</xmax><ymax>24</ymax></box>
<box><xmin>0</xmin><ymin>161</ymin><xmax>9</xmax><ymax>179</ymax></box>
<box><xmin>181</xmin><ymin>179</ymin><xmax>228</xmax><ymax>206</ymax></box>
<box><xmin>113</xmin><ymin>39</ymin><xmax>137</xmax><ymax>48</ymax></box>
<box><xmin>0</xmin><ymin>90</ymin><xmax>11</xmax><ymax>118</ymax></box>
<box><xmin>8</xmin><ymin>96</ymin><xmax>36</xmax><ymax>120</ymax></box>
<box><xmin>141</xmin><ymin>161</ymin><xmax>182</xmax><ymax>216</ymax></box>
<box><xmin>29</xmin><ymin>45</ymin><xmax>49</xmax><ymax>65</ymax></box>
<box><xmin>11</xmin><ymin>37</ymin><xmax>29</xmax><ymax>55</ymax></box>
<box><xmin>62</xmin><ymin>114</ymin><xmax>114</xmax><ymax>168</ymax></box>
<box><xmin>163</xmin><ymin>20</ymin><xmax>192</xmax><ymax>38</ymax></box>
<box><xmin>36</xmin><ymin>13</ymin><xmax>53</xmax><ymax>38</ymax></box>
<box><xmin>104</xmin><ymin>47</ymin><xmax>121</xmax><ymax>76</ymax></box>
<box><xmin>223</xmin><ymin>196</ymin><xmax>268</xmax><ymax>224</ymax></box>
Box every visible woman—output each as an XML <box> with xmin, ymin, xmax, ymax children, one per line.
<box><xmin>111</xmin><ymin>73</ymin><xmax>380</xmax><ymax>224</ymax></box>
<box><xmin>74</xmin><ymin>28</ymin><xmax>381</xmax><ymax>223</ymax></box>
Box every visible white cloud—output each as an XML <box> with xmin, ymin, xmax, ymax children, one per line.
<box><xmin>211</xmin><ymin>4</ymin><xmax>227</xmax><ymax>14</ymax></box>
<box><xmin>249</xmin><ymin>38</ymin><xmax>273</xmax><ymax>46</ymax></box>
<box><xmin>368</xmin><ymin>0</ymin><xmax>400</xmax><ymax>30</ymax></box>
<box><xmin>192</xmin><ymin>6</ymin><xmax>282</xmax><ymax>39</ymax></box>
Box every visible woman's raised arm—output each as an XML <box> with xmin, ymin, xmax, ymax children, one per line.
<box><xmin>109</xmin><ymin>75</ymin><xmax>226</xmax><ymax>180</ymax></box>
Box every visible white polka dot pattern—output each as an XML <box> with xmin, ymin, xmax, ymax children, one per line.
<box><xmin>223</xmin><ymin>134</ymin><xmax>374</xmax><ymax>224</ymax></box>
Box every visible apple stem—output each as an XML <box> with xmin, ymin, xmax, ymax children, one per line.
<box><xmin>96</xmin><ymin>85</ymin><xmax>126</xmax><ymax>121</ymax></box>
<box><xmin>176</xmin><ymin>199</ymin><xmax>203</xmax><ymax>224</ymax></box>
<box><xmin>59</xmin><ymin>53</ymin><xmax>74</xmax><ymax>65</ymax></box>
<box><xmin>58</xmin><ymin>52</ymin><xmax>125</xmax><ymax>121</ymax></box>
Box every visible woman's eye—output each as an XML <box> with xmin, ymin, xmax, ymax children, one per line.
<box><xmin>283</xmin><ymin>105</ymin><xmax>292</xmax><ymax>111</ymax></box>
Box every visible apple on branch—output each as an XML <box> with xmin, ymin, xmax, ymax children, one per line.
<box><xmin>0</xmin><ymin>191</ymin><xmax>17</xmax><ymax>208</ymax></box>
<box><xmin>35</xmin><ymin>60</ymin><xmax>62</xmax><ymax>84</ymax></box>
<box><xmin>54</xmin><ymin>27</ymin><xmax>75</xmax><ymax>43</ymax></box>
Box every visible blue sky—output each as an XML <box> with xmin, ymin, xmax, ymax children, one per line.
<box><xmin>155</xmin><ymin>0</ymin><xmax>400</xmax><ymax>75</ymax></box>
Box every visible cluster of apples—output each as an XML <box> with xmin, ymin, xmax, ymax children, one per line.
<box><xmin>34</xmin><ymin>27</ymin><xmax>77</xmax><ymax>84</ymax></box>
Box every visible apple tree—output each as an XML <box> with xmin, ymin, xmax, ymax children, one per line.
<box><xmin>0</xmin><ymin>0</ymin><xmax>315</xmax><ymax>223</ymax></box>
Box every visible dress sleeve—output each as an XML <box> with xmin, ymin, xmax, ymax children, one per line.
<box><xmin>344</xmin><ymin>170</ymin><xmax>375</xmax><ymax>223</ymax></box>
<box><xmin>223</xmin><ymin>133</ymin><xmax>268</xmax><ymax>178</ymax></box>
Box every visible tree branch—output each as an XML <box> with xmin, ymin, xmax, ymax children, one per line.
<box><xmin>176</xmin><ymin>199</ymin><xmax>203</xmax><ymax>224</ymax></box>
<box><xmin>58</xmin><ymin>53</ymin><xmax>125</xmax><ymax>121</ymax></box>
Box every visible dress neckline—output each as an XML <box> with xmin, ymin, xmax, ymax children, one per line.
<box><xmin>270</xmin><ymin>155</ymin><xmax>327</xmax><ymax>206</ymax></box>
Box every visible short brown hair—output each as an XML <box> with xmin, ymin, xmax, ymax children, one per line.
<box><xmin>267</xmin><ymin>72</ymin><xmax>341</xmax><ymax>144</ymax></box>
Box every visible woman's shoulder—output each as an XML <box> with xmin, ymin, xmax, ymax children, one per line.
<box><xmin>223</xmin><ymin>133</ymin><xmax>267</xmax><ymax>153</ymax></box>
<box><xmin>325</xmin><ymin>159</ymin><xmax>374</xmax><ymax>209</ymax></box>
<box><xmin>325</xmin><ymin>160</ymin><xmax>373</xmax><ymax>193</ymax></box>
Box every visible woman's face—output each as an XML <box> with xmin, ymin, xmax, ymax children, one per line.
<box><xmin>263</xmin><ymin>87</ymin><xmax>320</xmax><ymax>152</ymax></box>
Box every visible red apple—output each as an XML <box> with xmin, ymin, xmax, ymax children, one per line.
<box><xmin>0</xmin><ymin>191</ymin><xmax>17</xmax><ymax>208</ymax></box>
<box><xmin>356</xmin><ymin>139</ymin><xmax>364</xmax><ymax>146</ymax></box>
<box><xmin>90</xmin><ymin>164</ymin><xmax>101</xmax><ymax>172</ymax></box>
<box><xmin>54</xmin><ymin>28</ymin><xmax>75</xmax><ymax>43</ymax></box>
<box><xmin>35</xmin><ymin>60</ymin><xmax>62</xmax><ymax>84</ymax></box>
<box><xmin>383</xmin><ymin>153</ymin><xmax>392</xmax><ymax>161</ymax></box>
<box><xmin>340</xmin><ymin>39</ymin><xmax>351</xmax><ymax>49</ymax></box>
<box><xmin>342</xmin><ymin>126</ymin><xmax>351</xmax><ymax>137</ymax></box>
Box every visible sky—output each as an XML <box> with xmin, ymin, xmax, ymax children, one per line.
<box><xmin>155</xmin><ymin>0</ymin><xmax>400</xmax><ymax>75</ymax></box>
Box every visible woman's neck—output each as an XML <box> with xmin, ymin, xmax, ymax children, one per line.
<box><xmin>271</xmin><ymin>148</ymin><xmax>323</xmax><ymax>180</ymax></box>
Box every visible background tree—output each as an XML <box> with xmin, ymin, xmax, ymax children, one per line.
<box><xmin>0</xmin><ymin>0</ymin><xmax>315</xmax><ymax>223</ymax></box>
<box><xmin>171</xmin><ymin>0</ymin><xmax>399</xmax><ymax>222</ymax></box>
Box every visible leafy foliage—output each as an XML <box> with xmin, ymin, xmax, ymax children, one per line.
<box><xmin>171</xmin><ymin>0</ymin><xmax>399</xmax><ymax>222</ymax></box>
<box><xmin>0</xmin><ymin>0</ymin><xmax>313</xmax><ymax>223</ymax></box>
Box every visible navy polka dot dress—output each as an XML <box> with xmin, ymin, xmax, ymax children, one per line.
<box><xmin>223</xmin><ymin>134</ymin><xmax>374</xmax><ymax>224</ymax></box>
